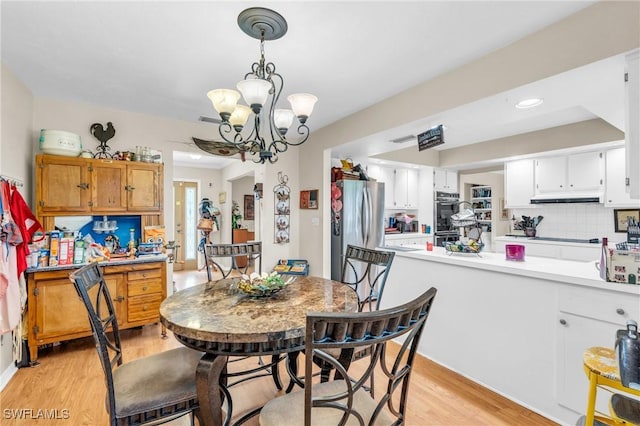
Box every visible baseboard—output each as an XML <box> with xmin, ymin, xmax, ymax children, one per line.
<box><xmin>0</xmin><ymin>363</ymin><xmax>18</xmax><ymax>392</ymax></box>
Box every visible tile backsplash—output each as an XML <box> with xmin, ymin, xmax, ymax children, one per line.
<box><xmin>512</xmin><ymin>204</ymin><xmax>627</xmax><ymax>243</ymax></box>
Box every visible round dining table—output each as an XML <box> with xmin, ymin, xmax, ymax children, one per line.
<box><xmin>160</xmin><ymin>275</ymin><xmax>359</xmax><ymax>426</ymax></box>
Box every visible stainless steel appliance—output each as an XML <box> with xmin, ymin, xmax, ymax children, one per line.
<box><xmin>434</xmin><ymin>191</ymin><xmax>461</xmax><ymax>247</ymax></box>
<box><xmin>331</xmin><ymin>180</ymin><xmax>385</xmax><ymax>280</ymax></box>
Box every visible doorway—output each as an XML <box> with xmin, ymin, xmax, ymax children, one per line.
<box><xmin>173</xmin><ymin>180</ymin><xmax>198</xmax><ymax>271</ymax></box>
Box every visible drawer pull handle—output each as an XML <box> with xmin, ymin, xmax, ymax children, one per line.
<box><xmin>114</xmin><ymin>296</ymin><xmax>124</xmax><ymax>302</ymax></box>
<box><xmin>142</xmin><ymin>286</ymin><xmax>148</xmax><ymax>291</ymax></box>
<box><xmin>616</xmin><ymin>308</ymin><xmax>625</xmax><ymax>315</ymax></box>
<box><xmin>143</xmin><ymin>306</ymin><xmax>148</xmax><ymax>311</ymax></box>
<box><xmin>559</xmin><ymin>319</ymin><xmax>567</xmax><ymax>326</ymax></box>
<box><xmin>142</xmin><ymin>273</ymin><xmax>147</xmax><ymax>278</ymax></box>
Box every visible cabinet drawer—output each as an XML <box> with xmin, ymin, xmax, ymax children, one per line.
<box><xmin>127</xmin><ymin>294</ymin><xmax>162</xmax><ymax>322</ymax></box>
<box><xmin>559</xmin><ymin>285</ymin><xmax>640</xmax><ymax>325</ymax></box>
<box><xmin>128</xmin><ymin>279</ymin><xmax>163</xmax><ymax>297</ymax></box>
<box><xmin>128</xmin><ymin>268</ymin><xmax>161</xmax><ymax>281</ymax></box>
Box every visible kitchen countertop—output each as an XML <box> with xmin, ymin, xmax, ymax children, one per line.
<box><xmin>381</xmin><ymin>245</ymin><xmax>640</xmax><ymax>295</ymax></box>
<box><xmin>495</xmin><ymin>235</ymin><xmax>602</xmax><ymax>247</ymax></box>
<box><xmin>25</xmin><ymin>254</ymin><xmax>168</xmax><ymax>273</ymax></box>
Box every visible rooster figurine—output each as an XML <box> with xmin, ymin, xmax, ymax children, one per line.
<box><xmin>90</xmin><ymin>122</ymin><xmax>116</xmax><ymax>158</ymax></box>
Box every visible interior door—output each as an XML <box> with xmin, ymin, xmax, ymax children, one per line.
<box><xmin>173</xmin><ymin>181</ymin><xmax>198</xmax><ymax>271</ymax></box>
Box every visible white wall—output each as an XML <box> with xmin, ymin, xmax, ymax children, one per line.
<box><xmin>0</xmin><ymin>63</ymin><xmax>34</xmax><ymax>389</ymax></box>
<box><xmin>298</xmin><ymin>1</ymin><xmax>640</xmax><ymax>276</ymax></box>
<box><xmin>231</xmin><ymin>176</ymin><xmax>255</xmax><ymax>232</ymax></box>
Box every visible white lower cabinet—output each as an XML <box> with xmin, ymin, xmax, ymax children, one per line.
<box><xmin>556</xmin><ymin>285</ymin><xmax>640</xmax><ymax>415</ymax></box>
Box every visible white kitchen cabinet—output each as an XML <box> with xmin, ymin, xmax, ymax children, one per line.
<box><xmin>434</xmin><ymin>169</ymin><xmax>458</xmax><ymax>192</ymax></box>
<box><xmin>368</xmin><ymin>164</ymin><xmax>396</xmax><ymax>209</ymax></box>
<box><xmin>534</xmin><ymin>151</ymin><xmax>604</xmax><ymax>196</ymax></box>
<box><xmin>394</xmin><ymin>168</ymin><xmax>419</xmax><ymax>209</ymax></box>
<box><xmin>605</xmin><ymin>147</ymin><xmax>640</xmax><ymax>207</ymax></box>
<box><xmin>504</xmin><ymin>159</ymin><xmax>534</xmax><ymax>208</ymax></box>
<box><xmin>556</xmin><ymin>285</ymin><xmax>640</xmax><ymax>415</ymax></box>
<box><xmin>625</xmin><ymin>50</ymin><xmax>640</xmax><ymax>199</ymax></box>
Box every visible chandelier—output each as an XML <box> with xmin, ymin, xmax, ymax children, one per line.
<box><xmin>206</xmin><ymin>7</ymin><xmax>317</xmax><ymax>164</ymax></box>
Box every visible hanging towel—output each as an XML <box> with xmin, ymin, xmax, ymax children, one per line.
<box><xmin>10</xmin><ymin>184</ymin><xmax>44</xmax><ymax>277</ymax></box>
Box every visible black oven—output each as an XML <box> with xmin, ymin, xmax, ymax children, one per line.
<box><xmin>434</xmin><ymin>191</ymin><xmax>460</xmax><ymax>246</ymax></box>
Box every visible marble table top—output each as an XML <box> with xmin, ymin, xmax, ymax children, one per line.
<box><xmin>160</xmin><ymin>276</ymin><xmax>359</xmax><ymax>355</ymax></box>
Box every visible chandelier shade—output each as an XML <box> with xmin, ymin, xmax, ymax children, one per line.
<box><xmin>202</xmin><ymin>7</ymin><xmax>317</xmax><ymax>164</ymax></box>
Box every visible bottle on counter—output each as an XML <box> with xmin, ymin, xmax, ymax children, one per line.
<box><xmin>599</xmin><ymin>237</ymin><xmax>609</xmax><ymax>281</ymax></box>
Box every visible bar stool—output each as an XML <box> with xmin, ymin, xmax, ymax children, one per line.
<box><xmin>580</xmin><ymin>347</ymin><xmax>640</xmax><ymax>425</ymax></box>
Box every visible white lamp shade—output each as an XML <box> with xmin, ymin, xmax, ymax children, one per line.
<box><xmin>274</xmin><ymin>109</ymin><xmax>295</xmax><ymax>131</ymax></box>
<box><xmin>229</xmin><ymin>104</ymin><xmax>252</xmax><ymax>128</ymax></box>
<box><xmin>207</xmin><ymin>89</ymin><xmax>241</xmax><ymax>115</ymax></box>
<box><xmin>287</xmin><ymin>93</ymin><xmax>318</xmax><ymax>118</ymax></box>
<box><xmin>237</xmin><ymin>79</ymin><xmax>271</xmax><ymax>107</ymax></box>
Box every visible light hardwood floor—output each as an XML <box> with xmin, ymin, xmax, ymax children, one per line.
<box><xmin>1</xmin><ymin>270</ymin><xmax>558</xmax><ymax>425</ymax></box>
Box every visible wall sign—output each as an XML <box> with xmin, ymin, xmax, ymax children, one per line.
<box><xmin>418</xmin><ymin>125</ymin><xmax>445</xmax><ymax>151</ymax></box>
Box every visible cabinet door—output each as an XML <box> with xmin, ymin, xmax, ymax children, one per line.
<box><xmin>535</xmin><ymin>157</ymin><xmax>566</xmax><ymax>194</ymax></box>
<box><xmin>378</xmin><ymin>167</ymin><xmax>396</xmax><ymax>209</ymax></box>
<box><xmin>33</xmin><ymin>274</ymin><xmax>124</xmax><ymax>341</ymax></box>
<box><xmin>406</xmin><ymin>169</ymin><xmax>419</xmax><ymax>208</ymax></box>
<box><xmin>91</xmin><ymin>160</ymin><xmax>127</xmax><ymax>212</ymax></box>
<box><xmin>36</xmin><ymin>155</ymin><xmax>90</xmax><ymax>214</ymax></box>
<box><xmin>556</xmin><ymin>286</ymin><xmax>639</xmax><ymax>414</ymax></box>
<box><xmin>568</xmin><ymin>151</ymin><xmax>603</xmax><ymax>192</ymax></box>
<box><xmin>126</xmin><ymin>163</ymin><xmax>162</xmax><ymax>211</ymax></box>
<box><xmin>504</xmin><ymin>159</ymin><xmax>534</xmax><ymax>208</ymax></box>
<box><xmin>446</xmin><ymin>170</ymin><xmax>458</xmax><ymax>192</ymax></box>
<box><xmin>433</xmin><ymin>169</ymin><xmax>447</xmax><ymax>190</ymax></box>
<box><xmin>605</xmin><ymin>148</ymin><xmax>639</xmax><ymax>207</ymax></box>
<box><xmin>394</xmin><ymin>169</ymin><xmax>408</xmax><ymax>208</ymax></box>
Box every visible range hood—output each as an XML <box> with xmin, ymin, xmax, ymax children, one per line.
<box><xmin>530</xmin><ymin>195</ymin><xmax>602</xmax><ymax>204</ymax></box>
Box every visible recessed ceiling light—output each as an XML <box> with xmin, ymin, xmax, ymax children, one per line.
<box><xmin>515</xmin><ymin>98</ymin><xmax>544</xmax><ymax>109</ymax></box>
<box><xmin>189</xmin><ymin>153</ymin><xmax>202</xmax><ymax>160</ymax></box>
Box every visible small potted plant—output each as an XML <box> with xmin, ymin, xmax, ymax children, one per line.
<box><xmin>231</xmin><ymin>200</ymin><xmax>243</xmax><ymax>229</ymax></box>
<box><xmin>515</xmin><ymin>215</ymin><xmax>544</xmax><ymax>237</ymax></box>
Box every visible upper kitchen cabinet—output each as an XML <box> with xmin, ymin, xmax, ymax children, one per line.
<box><xmin>434</xmin><ymin>169</ymin><xmax>458</xmax><ymax>192</ymax></box>
<box><xmin>625</xmin><ymin>50</ymin><xmax>640</xmax><ymax>199</ymax></box>
<box><xmin>605</xmin><ymin>147</ymin><xmax>640</xmax><ymax>207</ymax></box>
<box><xmin>126</xmin><ymin>162</ymin><xmax>163</xmax><ymax>211</ymax></box>
<box><xmin>394</xmin><ymin>168</ymin><xmax>419</xmax><ymax>209</ymax></box>
<box><xmin>504</xmin><ymin>159</ymin><xmax>534</xmax><ymax>208</ymax></box>
<box><xmin>534</xmin><ymin>151</ymin><xmax>604</xmax><ymax>197</ymax></box>
<box><xmin>91</xmin><ymin>160</ymin><xmax>127</xmax><ymax>212</ymax></box>
<box><xmin>36</xmin><ymin>154</ymin><xmax>163</xmax><ymax>220</ymax></box>
<box><xmin>367</xmin><ymin>164</ymin><xmax>418</xmax><ymax>209</ymax></box>
<box><xmin>367</xmin><ymin>164</ymin><xmax>395</xmax><ymax>209</ymax></box>
<box><xmin>36</xmin><ymin>155</ymin><xmax>90</xmax><ymax>214</ymax></box>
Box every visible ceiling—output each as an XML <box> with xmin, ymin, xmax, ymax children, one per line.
<box><xmin>2</xmin><ymin>1</ymin><xmax>612</xmax><ymax>170</ymax></box>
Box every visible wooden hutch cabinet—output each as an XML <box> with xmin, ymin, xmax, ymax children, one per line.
<box><xmin>27</xmin><ymin>153</ymin><xmax>167</xmax><ymax>362</ymax></box>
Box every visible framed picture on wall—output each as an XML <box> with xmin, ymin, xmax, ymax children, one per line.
<box><xmin>244</xmin><ymin>194</ymin><xmax>255</xmax><ymax>220</ymax></box>
<box><xmin>300</xmin><ymin>189</ymin><xmax>318</xmax><ymax>209</ymax></box>
<box><xmin>614</xmin><ymin>208</ymin><xmax>640</xmax><ymax>232</ymax></box>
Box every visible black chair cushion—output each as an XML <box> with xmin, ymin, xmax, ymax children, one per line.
<box><xmin>111</xmin><ymin>347</ymin><xmax>202</xmax><ymax>418</ymax></box>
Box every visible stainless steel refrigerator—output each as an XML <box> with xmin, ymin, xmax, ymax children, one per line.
<box><xmin>331</xmin><ymin>180</ymin><xmax>385</xmax><ymax>281</ymax></box>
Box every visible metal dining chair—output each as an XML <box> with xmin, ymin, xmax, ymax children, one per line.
<box><xmin>340</xmin><ymin>244</ymin><xmax>396</xmax><ymax>312</ymax></box>
<box><xmin>69</xmin><ymin>262</ymin><xmax>202</xmax><ymax>426</ymax></box>
<box><xmin>203</xmin><ymin>241</ymin><xmax>284</xmax><ymax>390</ymax></box>
<box><xmin>260</xmin><ymin>287</ymin><xmax>438</xmax><ymax>426</ymax></box>
<box><xmin>285</xmin><ymin>245</ymin><xmax>397</xmax><ymax>393</ymax></box>
<box><xmin>204</xmin><ymin>241</ymin><xmax>262</xmax><ymax>281</ymax></box>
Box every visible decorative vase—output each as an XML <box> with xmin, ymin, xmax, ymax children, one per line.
<box><xmin>525</xmin><ymin>227</ymin><xmax>536</xmax><ymax>237</ymax></box>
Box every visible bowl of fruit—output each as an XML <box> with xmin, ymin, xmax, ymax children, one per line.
<box><xmin>238</xmin><ymin>272</ymin><xmax>288</xmax><ymax>298</ymax></box>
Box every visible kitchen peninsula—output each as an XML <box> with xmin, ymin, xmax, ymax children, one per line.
<box><xmin>380</xmin><ymin>247</ymin><xmax>640</xmax><ymax>425</ymax></box>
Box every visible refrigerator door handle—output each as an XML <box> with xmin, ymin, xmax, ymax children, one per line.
<box><xmin>362</xmin><ymin>186</ymin><xmax>372</xmax><ymax>247</ymax></box>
